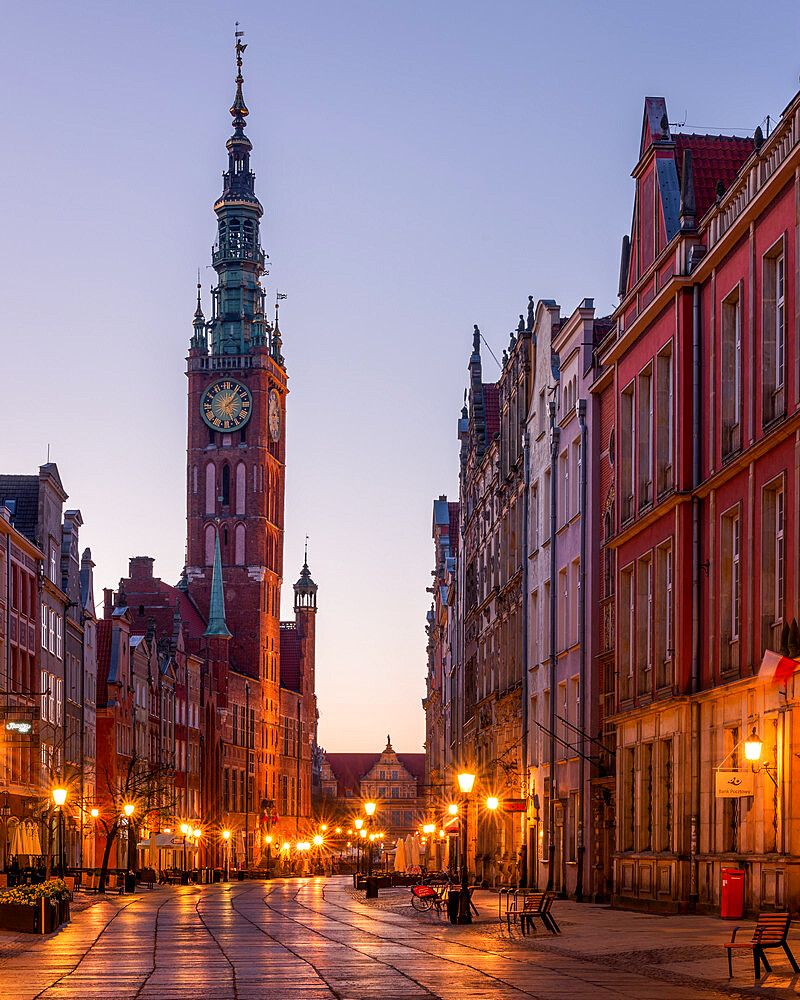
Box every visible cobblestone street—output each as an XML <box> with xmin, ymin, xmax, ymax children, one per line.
<box><xmin>1</xmin><ymin>878</ymin><xmax>798</xmax><ymax>999</ymax></box>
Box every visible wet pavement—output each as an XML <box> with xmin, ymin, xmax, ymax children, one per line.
<box><xmin>0</xmin><ymin>877</ymin><xmax>797</xmax><ymax>999</ymax></box>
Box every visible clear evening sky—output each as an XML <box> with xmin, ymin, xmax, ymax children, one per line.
<box><xmin>1</xmin><ymin>1</ymin><xmax>798</xmax><ymax>752</ymax></box>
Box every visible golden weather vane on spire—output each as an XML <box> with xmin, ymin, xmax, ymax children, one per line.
<box><xmin>230</xmin><ymin>22</ymin><xmax>249</xmax><ymax>124</ymax></box>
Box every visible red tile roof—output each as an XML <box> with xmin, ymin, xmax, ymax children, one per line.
<box><xmin>279</xmin><ymin>623</ymin><xmax>302</xmax><ymax>692</ymax></box>
<box><xmin>447</xmin><ymin>502</ymin><xmax>460</xmax><ymax>556</ymax></box>
<box><xmin>96</xmin><ymin>619</ymin><xmax>112</xmax><ymax>706</ymax></box>
<box><xmin>323</xmin><ymin>751</ymin><xmax>426</xmax><ymax>795</ymax></box>
<box><xmin>673</xmin><ymin>133</ymin><xmax>752</xmax><ymax>221</ymax></box>
<box><xmin>483</xmin><ymin>383</ymin><xmax>500</xmax><ymax>441</ymax></box>
<box><xmin>121</xmin><ymin>575</ymin><xmax>207</xmax><ymax>642</ymax></box>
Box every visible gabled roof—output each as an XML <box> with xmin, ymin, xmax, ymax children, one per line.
<box><xmin>0</xmin><ymin>476</ymin><xmax>39</xmax><ymax>545</ymax></box>
<box><xmin>279</xmin><ymin>623</ymin><xmax>302</xmax><ymax>692</ymax></box>
<box><xmin>322</xmin><ymin>751</ymin><xmax>426</xmax><ymax>794</ymax></box>
<box><xmin>483</xmin><ymin>383</ymin><xmax>500</xmax><ymax>442</ymax></box>
<box><xmin>673</xmin><ymin>133</ymin><xmax>752</xmax><ymax>221</ymax></box>
<box><xmin>448</xmin><ymin>502</ymin><xmax>459</xmax><ymax>554</ymax></box>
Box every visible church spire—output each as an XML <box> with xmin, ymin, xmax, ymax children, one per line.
<box><xmin>204</xmin><ymin>528</ymin><xmax>232</xmax><ymax>637</ymax></box>
<box><xmin>293</xmin><ymin>541</ymin><xmax>318</xmax><ymax>613</ymax></box>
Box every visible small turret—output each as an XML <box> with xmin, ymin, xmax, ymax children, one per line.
<box><xmin>293</xmin><ymin>540</ymin><xmax>317</xmax><ymax>613</ymax></box>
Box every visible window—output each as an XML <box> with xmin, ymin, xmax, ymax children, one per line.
<box><xmin>762</xmin><ymin>482</ymin><xmax>785</xmax><ymax>648</ymax></box>
<box><xmin>655</xmin><ymin>543</ymin><xmax>673</xmax><ymax>688</ymax></box>
<box><xmin>48</xmin><ymin>610</ymin><xmax>56</xmax><ymax>654</ymax></box>
<box><xmin>719</xmin><ymin>510</ymin><xmax>741</xmax><ymax>674</ymax></box>
<box><xmin>763</xmin><ymin>242</ymin><xmax>786</xmax><ymax>425</ymax></box>
<box><xmin>571</xmin><ymin>440</ymin><xmax>580</xmax><ymax>518</ymax></box>
<box><xmin>543</xmin><ymin>580</ymin><xmax>551</xmax><ymax>657</ymax></box>
<box><xmin>49</xmin><ymin>545</ymin><xmax>58</xmax><ymax>585</ymax></box>
<box><xmin>571</xmin><ymin>558</ymin><xmax>580</xmax><ymax>646</ymax></box>
<box><xmin>538</xmin><ymin>389</ymin><xmax>546</xmax><ymax>436</ymax></box>
<box><xmin>637</xmin><ymin>366</ymin><xmax>653</xmax><ymax>508</ymax></box>
<box><xmin>619</xmin><ymin>565</ymin><xmax>634</xmax><ymax>701</ymax></box>
<box><xmin>531</xmin><ymin>482</ymin><xmax>539</xmax><ymax>550</ymax></box>
<box><xmin>620</xmin><ymin>383</ymin><xmax>635</xmax><ymax>520</ymax></box>
<box><xmin>558</xmin><ymin>568</ymin><xmax>568</xmax><ymax>651</ymax></box>
<box><xmin>655</xmin><ymin>345</ymin><xmax>673</xmax><ymax>495</ymax></box>
<box><xmin>637</xmin><ymin>556</ymin><xmax>652</xmax><ymax>693</ymax></box>
<box><xmin>531</xmin><ymin>590</ymin><xmax>539</xmax><ymax>666</ymax></box>
<box><xmin>721</xmin><ymin>285</ymin><xmax>742</xmax><ymax>456</ymax></box>
<box><xmin>235</xmin><ymin>524</ymin><xmax>245</xmax><ymax>565</ymax></box>
<box><xmin>41</xmin><ymin>603</ymin><xmax>48</xmax><ymax>647</ymax></box>
<box><xmin>543</xmin><ymin>469</ymin><xmax>551</xmax><ymax>539</ymax></box>
<box><xmin>221</xmin><ymin>464</ymin><xmax>230</xmax><ymax>506</ymax></box>
<box><xmin>205</xmin><ymin>464</ymin><xmax>216</xmax><ymax>514</ymax></box>
<box><xmin>560</xmin><ymin>450</ymin><xmax>569</xmax><ymax>524</ymax></box>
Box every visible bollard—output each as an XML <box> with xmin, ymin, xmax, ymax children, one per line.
<box><xmin>365</xmin><ymin>876</ymin><xmax>378</xmax><ymax>899</ymax></box>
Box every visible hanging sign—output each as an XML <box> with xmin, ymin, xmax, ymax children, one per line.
<box><xmin>715</xmin><ymin>770</ymin><xmax>755</xmax><ymax>798</ymax></box>
<box><xmin>503</xmin><ymin>799</ymin><xmax>527</xmax><ymax>812</ymax></box>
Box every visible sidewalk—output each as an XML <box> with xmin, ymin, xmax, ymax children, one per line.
<box><xmin>355</xmin><ymin>885</ymin><xmax>800</xmax><ymax>998</ymax></box>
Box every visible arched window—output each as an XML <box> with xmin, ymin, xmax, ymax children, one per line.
<box><xmin>204</xmin><ymin>524</ymin><xmax>215</xmax><ymax>566</ymax></box>
<box><xmin>235</xmin><ymin>524</ymin><xmax>246</xmax><ymax>565</ymax></box>
<box><xmin>236</xmin><ymin>463</ymin><xmax>246</xmax><ymax>515</ymax></box>
<box><xmin>221</xmin><ymin>465</ymin><xmax>230</xmax><ymax>507</ymax></box>
<box><xmin>205</xmin><ymin>464</ymin><xmax>216</xmax><ymax>514</ymax></box>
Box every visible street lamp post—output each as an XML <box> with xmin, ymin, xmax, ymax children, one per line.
<box><xmin>364</xmin><ymin>802</ymin><xmax>376</xmax><ymax>876</ymax></box>
<box><xmin>456</xmin><ymin>772</ymin><xmax>476</xmax><ymax>925</ymax></box>
<box><xmin>223</xmin><ymin>830</ymin><xmax>230</xmax><ymax>881</ymax></box>
<box><xmin>265</xmin><ymin>835</ymin><xmax>272</xmax><ymax>877</ymax></box>
<box><xmin>354</xmin><ymin>818</ymin><xmax>363</xmax><ymax>875</ymax></box>
<box><xmin>123</xmin><ymin>803</ymin><xmax>135</xmax><ymax>872</ymax></box>
<box><xmin>52</xmin><ymin>788</ymin><xmax>67</xmax><ymax>877</ymax></box>
<box><xmin>180</xmin><ymin>823</ymin><xmax>189</xmax><ymax>876</ymax></box>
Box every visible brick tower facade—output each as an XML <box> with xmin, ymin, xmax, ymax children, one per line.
<box><xmin>185</xmin><ymin>37</ymin><xmax>286</xmax><ymax>815</ymax></box>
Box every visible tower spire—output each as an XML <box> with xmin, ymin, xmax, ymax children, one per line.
<box><xmin>230</xmin><ymin>26</ymin><xmax>249</xmax><ymax>132</ymax></box>
<box><xmin>204</xmin><ymin>527</ymin><xmax>232</xmax><ymax>637</ymax></box>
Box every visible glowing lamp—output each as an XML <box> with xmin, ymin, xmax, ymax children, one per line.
<box><xmin>457</xmin><ymin>772</ymin><xmax>476</xmax><ymax>794</ymax></box>
<box><xmin>354</xmin><ymin>819</ymin><xmax>363</xmax><ymax>830</ymax></box>
<box><xmin>438</xmin><ymin>830</ymin><xmax>445</xmax><ymax>838</ymax></box>
<box><xmin>448</xmin><ymin>803</ymin><xmax>458</xmax><ymax>815</ymax></box>
<box><xmin>320</xmin><ymin>824</ymin><xmax>327</xmax><ymax>831</ymax></box>
<box><xmin>744</xmin><ymin>728</ymin><xmax>763</xmax><ymax>762</ymax></box>
<box><xmin>282</xmin><ymin>842</ymin><xmax>290</xmax><ymax>851</ymax></box>
<box><xmin>335</xmin><ymin>827</ymin><xmax>342</xmax><ymax>834</ymax></box>
<box><xmin>486</xmin><ymin>797</ymin><xmax>499</xmax><ymax>811</ymax></box>
<box><xmin>52</xmin><ymin>787</ymin><xmax>67</xmax><ymax>807</ymax></box>
<box><xmin>90</xmin><ymin>808</ymin><xmax>99</xmax><ymax>818</ymax></box>
<box><xmin>423</xmin><ymin>823</ymin><xmax>435</xmax><ymax>834</ymax></box>
<box><xmin>313</xmin><ymin>834</ymin><xmax>323</xmax><ymax>846</ymax></box>
<box><xmin>123</xmin><ymin>803</ymin><xmax>135</xmax><ymax>817</ymax></box>
<box><xmin>193</xmin><ymin>828</ymin><xmax>201</xmax><ymax>838</ymax></box>
<box><xmin>265</xmin><ymin>835</ymin><xmax>272</xmax><ymax>845</ymax></box>
<box><xmin>364</xmin><ymin>801</ymin><xmax>376</xmax><ymax>816</ymax></box>
<box><xmin>360</xmin><ymin>829</ymin><xmax>366</xmax><ymax>838</ymax></box>
<box><xmin>180</xmin><ymin>823</ymin><xmax>189</xmax><ymax>835</ymax></box>
<box><xmin>223</xmin><ymin>830</ymin><xmax>231</xmax><ymax>840</ymax></box>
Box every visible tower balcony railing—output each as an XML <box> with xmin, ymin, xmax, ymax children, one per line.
<box><xmin>211</xmin><ymin>247</ymin><xmax>266</xmax><ymax>267</ymax></box>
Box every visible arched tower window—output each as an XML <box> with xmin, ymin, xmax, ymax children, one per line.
<box><xmin>236</xmin><ymin>463</ymin><xmax>246</xmax><ymax>515</ymax></box>
<box><xmin>235</xmin><ymin>524</ymin><xmax>246</xmax><ymax>565</ymax></box>
<box><xmin>205</xmin><ymin>464</ymin><xmax>216</xmax><ymax>515</ymax></box>
<box><xmin>204</xmin><ymin>524</ymin><xmax>215</xmax><ymax>566</ymax></box>
<box><xmin>221</xmin><ymin>464</ymin><xmax>230</xmax><ymax>507</ymax></box>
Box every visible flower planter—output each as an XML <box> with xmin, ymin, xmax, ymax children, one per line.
<box><xmin>0</xmin><ymin>902</ymin><xmax>39</xmax><ymax>934</ymax></box>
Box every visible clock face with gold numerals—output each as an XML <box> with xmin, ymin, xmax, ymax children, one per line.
<box><xmin>201</xmin><ymin>379</ymin><xmax>252</xmax><ymax>432</ymax></box>
<box><xmin>268</xmin><ymin>389</ymin><xmax>282</xmax><ymax>442</ymax></box>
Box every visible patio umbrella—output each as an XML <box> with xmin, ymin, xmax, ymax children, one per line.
<box><xmin>409</xmin><ymin>835</ymin><xmax>421</xmax><ymax>869</ymax></box>
<box><xmin>9</xmin><ymin>821</ymin><xmax>22</xmax><ymax>855</ymax></box>
<box><xmin>393</xmin><ymin>838</ymin><xmax>406</xmax><ymax>873</ymax></box>
<box><xmin>404</xmin><ymin>835</ymin><xmax>414</xmax><ymax>868</ymax></box>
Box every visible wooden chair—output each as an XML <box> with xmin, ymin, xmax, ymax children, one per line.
<box><xmin>506</xmin><ymin>891</ymin><xmax>544</xmax><ymax>932</ymax></box>
<box><xmin>724</xmin><ymin>912</ymin><xmax>798</xmax><ymax>981</ymax></box>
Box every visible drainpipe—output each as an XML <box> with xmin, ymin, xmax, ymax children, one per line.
<box><xmin>547</xmin><ymin>401</ymin><xmax>560</xmax><ymax>891</ymax></box>
<box><xmin>521</xmin><ymin>430</ymin><xmax>530</xmax><ymax>886</ymax></box>
<box><xmin>245</xmin><ymin>681</ymin><xmax>250</xmax><ymax>865</ymax></box>
<box><xmin>576</xmin><ymin>399</ymin><xmax>588</xmax><ymax>902</ymax></box>
<box><xmin>690</xmin><ymin>282</ymin><xmax>702</xmax><ymax>909</ymax></box>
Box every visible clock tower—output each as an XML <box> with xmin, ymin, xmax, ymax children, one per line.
<box><xmin>185</xmin><ymin>37</ymin><xmax>286</xmax><ymax>809</ymax></box>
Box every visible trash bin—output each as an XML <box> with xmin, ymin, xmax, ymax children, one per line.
<box><xmin>125</xmin><ymin>871</ymin><xmax>137</xmax><ymax>893</ymax></box>
<box><xmin>365</xmin><ymin>876</ymin><xmax>378</xmax><ymax>899</ymax></box>
<box><xmin>447</xmin><ymin>888</ymin><xmax>461</xmax><ymax>924</ymax></box>
<box><xmin>721</xmin><ymin>867</ymin><xmax>745</xmax><ymax>919</ymax></box>
<box><xmin>181</xmin><ymin>872</ymin><xmax>190</xmax><ymax>885</ymax></box>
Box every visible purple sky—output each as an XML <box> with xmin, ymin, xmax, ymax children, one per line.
<box><xmin>2</xmin><ymin>1</ymin><xmax>799</xmax><ymax>752</ymax></box>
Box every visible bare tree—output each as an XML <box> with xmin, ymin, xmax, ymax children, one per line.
<box><xmin>95</xmin><ymin>752</ymin><xmax>174</xmax><ymax>892</ymax></box>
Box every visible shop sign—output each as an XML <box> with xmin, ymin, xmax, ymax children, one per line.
<box><xmin>715</xmin><ymin>770</ymin><xmax>755</xmax><ymax>798</ymax></box>
<box><xmin>503</xmin><ymin>799</ymin><xmax>527</xmax><ymax>813</ymax></box>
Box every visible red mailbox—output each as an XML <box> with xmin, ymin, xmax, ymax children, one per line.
<box><xmin>721</xmin><ymin>867</ymin><xmax>745</xmax><ymax>919</ymax></box>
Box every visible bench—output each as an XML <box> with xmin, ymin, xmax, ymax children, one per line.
<box><xmin>505</xmin><ymin>891</ymin><xmax>560</xmax><ymax>935</ymax></box>
<box><xmin>137</xmin><ymin>869</ymin><xmax>156</xmax><ymax>890</ymax></box>
<box><xmin>724</xmin><ymin>912</ymin><xmax>798</xmax><ymax>981</ymax></box>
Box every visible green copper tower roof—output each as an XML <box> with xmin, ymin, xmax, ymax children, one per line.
<box><xmin>204</xmin><ymin>529</ymin><xmax>231</xmax><ymax>638</ymax></box>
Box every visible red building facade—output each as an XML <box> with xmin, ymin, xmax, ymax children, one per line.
<box><xmin>602</xmin><ymin>92</ymin><xmax>800</xmax><ymax>913</ymax></box>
